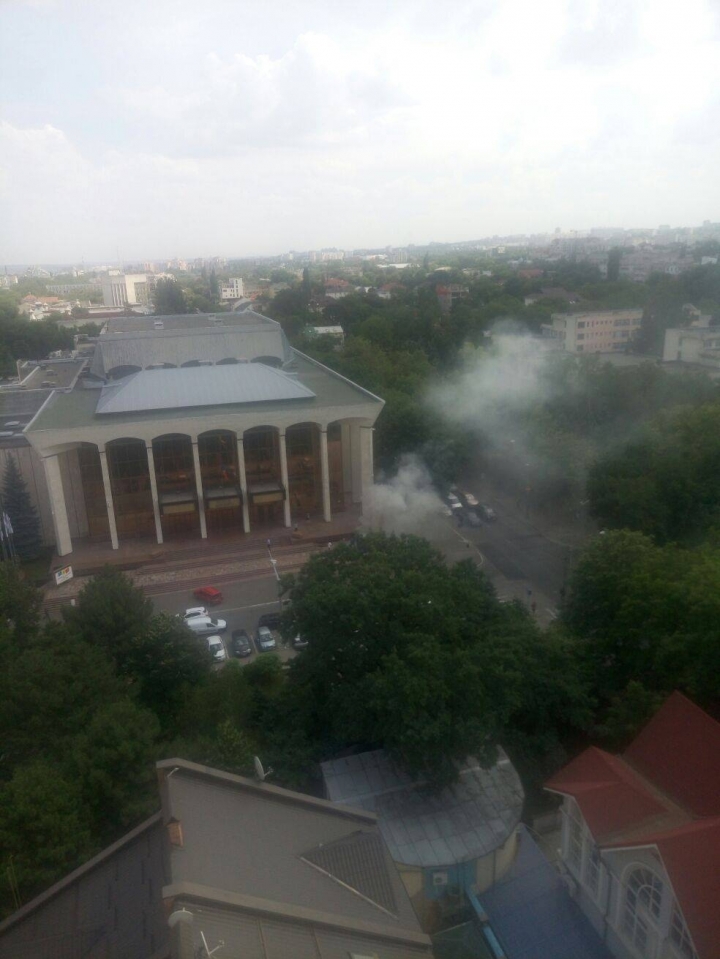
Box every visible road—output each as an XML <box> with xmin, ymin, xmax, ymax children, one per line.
<box><xmin>152</xmin><ymin>574</ymin><xmax>298</xmax><ymax>666</ymax></box>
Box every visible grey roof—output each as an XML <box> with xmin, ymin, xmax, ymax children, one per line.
<box><xmin>158</xmin><ymin>759</ymin><xmax>432</xmax><ymax>959</ymax></box>
<box><xmin>96</xmin><ymin>364</ymin><xmax>316</xmax><ymax>414</ymax></box>
<box><xmin>321</xmin><ymin>749</ymin><xmax>524</xmax><ymax>869</ymax></box>
<box><xmin>91</xmin><ymin>312</ymin><xmax>294</xmax><ymax>377</ymax></box>
<box><xmin>27</xmin><ymin>351</ymin><xmax>383</xmax><ymax>434</ymax></box>
<box><xmin>0</xmin><ymin>389</ymin><xmax>52</xmax><ymax>447</ymax></box>
<box><xmin>0</xmin><ymin>814</ymin><xmax>167</xmax><ymax>959</ymax></box>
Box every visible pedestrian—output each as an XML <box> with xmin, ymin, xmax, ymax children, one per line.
<box><xmin>531</xmin><ymin>600</ymin><xmax>537</xmax><ymax>615</ymax></box>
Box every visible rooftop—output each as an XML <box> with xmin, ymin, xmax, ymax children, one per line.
<box><xmin>321</xmin><ymin>749</ymin><xmax>524</xmax><ymax>868</ymax></box>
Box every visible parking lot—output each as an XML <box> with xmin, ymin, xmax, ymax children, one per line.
<box><xmin>151</xmin><ymin>574</ymin><xmax>299</xmax><ymax>666</ymax></box>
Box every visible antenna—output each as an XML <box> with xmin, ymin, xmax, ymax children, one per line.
<box><xmin>253</xmin><ymin>755</ymin><xmax>273</xmax><ymax>782</ymax></box>
<box><xmin>168</xmin><ymin>907</ymin><xmax>194</xmax><ymax>928</ymax></box>
<box><xmin>200</xmin><ymin>931</ymin><xmax>225</xmax><ymax>957</ymax></box>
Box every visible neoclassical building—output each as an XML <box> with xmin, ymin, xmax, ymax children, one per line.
<box><xmin>24</xmin><ymin>312</ymin><xmax>384</xmax><ymax>557</ymax></box>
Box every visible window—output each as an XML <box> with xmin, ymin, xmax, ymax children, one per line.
<box><xmin>670</xmin><ymin>906</ymin><xmax>697</xmax><ymax>959</ymax></box>
<box><xmin>577</xmin><ymin>333</ymin><xmax>585</xmax><ymax>340</ymax></box>
<box><xmin>585</xmin><ymin>844</ymin><xmax>601</xmax><ymax>897</ymax></box>
<box><xmin>577</xmin><ymin>321</ymin><xmax>585</xmax><ymax>328</ymax></box>
<box><xmin>567</xmin><ymin>805</ymin><xmax>584</xmax><ymax>872</ymax></box>
<box><xmin>622</xmin><ymin>867</ymin><xmax>663</xmax><ymax>957</ymax></box>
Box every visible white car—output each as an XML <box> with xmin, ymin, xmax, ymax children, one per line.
<box><xmin>447</xmin><ymin>492</ymin><xmax>460</xmax><ymax>506</ymax></box>
<box><xmin>183</xmin><ymin>606</ymin><xmax>208</xmax><ymax>620</ymax></box>
<box><xmin>462</xmin><ymin>491</ymin><xmax>479</xmax><ymax>507</ymax></box>
<box><xmin>185</xmin><ymin>615</ymin><xmax>227</xmax><ymax>635</ymax></box>
<box><xmin>207</xmin><ymin>636</ymin><xmax>227</xmax><ymax>662</ymax></box>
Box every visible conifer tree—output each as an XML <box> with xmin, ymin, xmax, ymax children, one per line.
<box><xmin>2</xmin><ymin>457</ymin><xmax>42</xmax><ymax>561</ymax></box>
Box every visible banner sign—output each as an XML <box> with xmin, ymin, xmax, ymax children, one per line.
<box><xmin>55</xmin><ymin>565</ymin><xmax>73</xmax><ymax>586</ymax></box>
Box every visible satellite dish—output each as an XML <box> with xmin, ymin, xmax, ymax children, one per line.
<box><xmin>168</xmin><ymin>907</ymin><xmax>194</xmax><ymax>928</ymax></box>
<box><xmin>253</xmin><ymin>756</ymin><xmax>273</xmax><ymax>781</ymax></box>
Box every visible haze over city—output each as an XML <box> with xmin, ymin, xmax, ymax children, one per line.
<box><xmin>2</xmin><ymin>0</ymin><xmax>719</xmax><ymax>263</ymax></box>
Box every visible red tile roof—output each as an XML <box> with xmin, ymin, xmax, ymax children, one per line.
<box><xmin>608</xmin><ymin>818</ymin><xmax>720</xmax><ymax>959</ymax></box>
<box><xmin>624</xmin><ymin>691</ymin><xmax>720</xmax><ymax>817</ymax></box>
<box><xmin>545</xmin><ymin>747</ymin><xmax>668</xmax><ymax>841</ymax></box>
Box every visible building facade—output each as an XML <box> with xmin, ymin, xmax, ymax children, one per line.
<box><xmin>544</xmin><ymin>309</ymin><xmax>643</xmax><ymax>353</ymax></box>
<box><xmin>663</xmin><ymin>325</ymin><xmax>720</xmax><ymax>372</ymax></box>
<box><xmin>101</xmin><ymin>273</ymin><xmax>152</xmax><ymax>308</ymax></box>
<box><xmin>220</xmin><ymin>277</ymin><xmax>245</xmax><ymax>300</ymax></box>
<box><xmin>546</xmin><ymin>693</ymin><xmax>720</xmax><ymax>959</ymax></box>
<box><xmin>24</xmin><ymin>312</ymin><xmax>383</xmax><ymax>557</ymax></box>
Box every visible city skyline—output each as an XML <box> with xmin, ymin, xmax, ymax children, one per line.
<box><xmin>2</xmin><ymin>0</ymin><xmax>719</xmax><ymax>263</ymax></box>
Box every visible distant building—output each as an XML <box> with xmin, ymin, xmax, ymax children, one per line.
<box><xmin>305</xmin><ymin>325</ymin><xmax>345</xmax><ymax>346</ymax></box>
<box><xmin>544</xmin><ymin>309</ymin><xmax>642</xmax><ymax>353</ymax></box>
<box><xmin>436</xmin><ymin>284</ymin><xmax>468</xmax><ymax>314</ymax></box>
<box><xmin>322</xmin><ymin>748</ymin><xmax>524</xmax><ymax>932</ymax></box>
<box><xmin>524</xmin><ymin>287</ymin><xmax>581</xmax><ymax>307</ymax></box>
<box><xmin>663</xmin><ymin>324</ymin><xmax>720</xmax><ymax>372</ymax></box>
<box><xmin>101</xmin><ymin>273</ymin><xmax>151</xmax><ymax>308</ymax></box>
<box><xmin>546</xmin><ymin>692</ymin><xmax>720</xmax><ymax>959</ymax></box>
<box><xmin>0</xmin><ymin>274</ymin><xmax>18</xmax><ymax>288</ymax></box>
<box><xmin>220</xmin><ymin>277</ymin><xmax>245</xmax><ymax>300</ymax></box>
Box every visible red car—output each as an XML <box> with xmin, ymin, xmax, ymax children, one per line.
<box><xmin>193</xmin><ymin>586</ymin><xmax>224</xmax><ymax>605</ymax></box>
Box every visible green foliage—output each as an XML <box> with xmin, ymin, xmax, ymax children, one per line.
<box><xmin>282</xmin><ymin>533</ymin><xmax>589</xmax><ymax>787</ymax></box>
<box><xmin>64</xmin><ymin>566</ymin><xmax>153</xmax><ymax>658</ymax></box>
<box><xmin>588</xmin><ymin>401</ymin><xmax>720</xmax><ymax>543</ymax></box>
<box><xmin>0</xmin><ymin>300</ymin><xmax>73</xmax><ymax>373</ymax></box>
<box><xmin>594</xmin><ymin>682</ymin><xmax>665</xmax><ymax>750</ymax></box>
<box><xmin>153</xmin><ymin>278</ymin><xmax>189</xmax><ymax>315</ymax></box>
<box><xmin>2</xmin><ymin>457</ymin><xmax>42</xmax><ymax>560</ymax></box>
<box><xmin>0</xmin><ymin>761</ymin><xmax>93</xmax><ymax>911</ymax></box>
<box><xmin>0</xmin><ymin>559</ymin><xmax>41</xmax><ymax>636</ymax></box>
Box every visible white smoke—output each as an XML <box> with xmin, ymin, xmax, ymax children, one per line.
<box><xmin>363</xmin><ymin>455</ymin><xmax>446</xmax><ymax>534</ymax></box>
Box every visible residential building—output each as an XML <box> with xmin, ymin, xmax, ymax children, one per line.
<box><xmin>101</xmin><ymin>272</ymin><xmax>152</xmax><ymax>308</ymax></box>
<box><xmin>220</xmin><ymin>277</ymin><xmax>245</xmax><ymax>300</ymax></box>
<box><xmin>663</xmin><ymin>325</ymin><xmax>720</xmax><ymax>373</ymax></box>
<box><xmin>23</xmin><ymin>311</ymin><xmax>383</xmax><ymax>557</ymax></box>
<box><xmin>322</xmin><ymin>748</ymin><xmax>524</xmax><ymax>932</ymax></box>
<box><xmin>546</xmin><ymin>692</ymin><xmax>720</xmax><ymax>959</ymax></box>
<box><xmin>544</xmin><ymin>309</ymin><xmax>643</xmax><ymax>353</ymax></box>
<box><xmin>0</xmin><ymin>758</ymin><xmax>432</xmax><ymax>959</ymax></box>
<box><xmin>305</xmin><ymin>325</ymin><xmax>345</xmax><ymax>346</ymax></box>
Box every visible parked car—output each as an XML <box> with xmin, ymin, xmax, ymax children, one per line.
<box><xmin>255</xmin><ymin>625</ymin><xmax>277</xmax><ymax>652</ymax></box>
<box><xmin>439</xmin><ymin>504</ymin><xmax>453</xmax><ymax>517</ymax></box>
<box><xmin>231</xmin><ymin>629</ymin><xmax>253</xmax><ymax>658</ymax></box>
<box><xmin>193</xmin><ymin>585</ymin><xmax>224</xmax><ymax>605</ymax></box>
<box><xmin>292</xmin><ymin>634</ymin><xmax>308</xmax><ymax>649</ymax></box>
<box><xmin>206</xmin><ymin>635</ymin><xmax>227</xmax><ymax>662</ymax></box>
<box><xmin>186</xmin><ymin>615</ymin><xmax>227</xmax><ymax>635</ymax></box>
<box><xmin>447</xmin><ymin>492</ymin><xmax>461</xmax><ymax>507</ymax></box>
<box><xmin>478</xmin><ymin>504</ymin><xmax>497</xmax><ymax>522</ymax></box>
<box><xmin>464</xmin><ymin>509</ymin><xmax>482</xmax><ymax>527</ymax></box>
<box><xmin>183</xmin><ymin>606</ymin><xmax>208</xmax><ymax>620</ymax></box>
<box><xmin>461</xmin><ymin>491</ymin><xmax>479</xmax><ymax>507</ymax></box>
<box><xmin>258</xmin><ymin>611</ymin><xmax>282</xmax><ymax>630</ymax></box>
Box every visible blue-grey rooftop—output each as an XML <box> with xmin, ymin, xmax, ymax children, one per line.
<box><xmin>321</xmin><ymin>749</ymin><xmax>524</xmax><ymax>869</ymax></box>
<box><xmin>96</xmin><ymin>364</ymin><xmax>316</xmax><ymax>414</ymax></box>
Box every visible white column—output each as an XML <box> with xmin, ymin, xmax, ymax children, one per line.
<box><xmin>145</xmin><ymin>442</ymin><xmax>163</xmax><ymax>545</ymax></box>
<box><xmin>191</xmin><ymin>440</ymin><xmax>207</xmax><ymax>539</ymax></box>
<box><xmin>350</xmin><ymin>423</ymin><xmax>363</xmax><ymax>505</ymax></box>
<box><xmin>236</xmin><ymin>436</ymin><xmax>250</xmax><ymax>533</ymax></box>
<box><xmin>98</xmin><ymin>447</ymin><xmax>119</xmax><ymax>550</ymax></box>
<box><xmin>42</xmin><ymin>453</ymin><xmax>72</xmax><ymax>556</ymax></box>
<box><xmin>340</xmin><ymin>422</ymin><xmax>352</xmax><ymax>508</ymax></box>
<box><xmin>319</xmin><ymin>427</ymin><xmax>331</xmax><ymax>523</ymax></box>
<box><xmin>278</xmin><ymin>430</ymin><xmax>291</xmax><ymax>528</ymax></box>
<box><xmin>359</xmin><ymin>426</ymin><xmax>375</xmax><ymax>516</ymax></box>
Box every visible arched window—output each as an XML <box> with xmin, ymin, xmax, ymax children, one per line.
<box><xmin>622</xmin><ymin>867</ymin><xmax>663</xmax><ymax>956</ymax></box>
<box><xmin>670</xmin><ymin>905</ymin><xmax>697</xmax><ymax>959</ymax></box>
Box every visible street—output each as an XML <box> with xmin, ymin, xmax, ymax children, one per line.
<box><xmin>152</xmin><ymin>574</ymin><xmax>298</xmax><ymax>666</ymax></box>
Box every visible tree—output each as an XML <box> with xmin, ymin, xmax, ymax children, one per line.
<box><xmin>2</xmin><ymin>456</ymin><xmax>42</xmax><ymax>560</ymax></box>
<box><xmin>281</xmin><ymin>533</ymin><xmax>588</xmax><ymax>786</ymax></box>
<box><xmin>64</xmin><ymin>567</ymin><xmax>153</xmax><ymax>661</ymax></box>
<box><xmin>0</xmin><ymin>761</ymin><xmax>93</xmax><ymax>912</ymax></box>
<box><xmin>0</xmin><ymin>559</ymin><xmax>41</xmax><ymax>637</ymax></box>
<box><xmin>607</xmin><ymin>247</ymin><xmax>623</xmax><ymax>283</ymax></box>
<box><xmin>153</xmin><ymin>278</ymin><xmax>189</xmax><ymax>315</ymax></box>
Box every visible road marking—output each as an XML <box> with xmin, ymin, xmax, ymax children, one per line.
<box><xmin>546</xmin><ymin>608</ymin><xmax>558</xmax><ymax>619</ymax></box>
<box><xmin>445</xmin><ymin>521</ymin><xmax>484</xmax><ymax>565</ymax></box>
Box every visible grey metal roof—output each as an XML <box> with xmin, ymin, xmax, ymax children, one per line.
<box><xmin>96</xmin><ymin>364</ymin><xmax>316</xmax><ymax>414</ymax></box>
<box><xmin>321</xmin><ymin>749</ymin><xmax>524</xmax><ymax>869</ymax></box>
<box><xmin>160</xmin><ymin>759</ymin><xmax>424</xmax><ymax>937</ymax></box>
<box><xmin>301</xmin><ymin>830</ymin><xmax>398</xmax><ymax>916</ymax></box>
<box><xmin>92</xmin><ymin>311</ymin><xmax>294</xmax><ymax>377</ymax></box>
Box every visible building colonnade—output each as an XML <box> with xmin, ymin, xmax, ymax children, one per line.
<box><xmin>41</xmin><ymin>419</ymin><xmax>375</xmax><ymax>557</ymax></box>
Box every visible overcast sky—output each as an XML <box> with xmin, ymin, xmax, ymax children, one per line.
<box><xmin>1</xmin><ymin>0</ymin><xmax>719</xmax><ymax>264</ymax></box>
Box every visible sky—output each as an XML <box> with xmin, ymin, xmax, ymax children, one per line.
<box><xmin>1</xmin><ymin>0</ymin><xmax>719</xmax><ymax>263</ymax></box>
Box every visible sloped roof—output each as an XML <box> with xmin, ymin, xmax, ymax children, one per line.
<box><xmin>624</xmin><ymin>691</ymin><xmax>720</xmax><ymax>817</ymax></box>
<box><xmin>301</xmin><ymin>829</ymin><xmax>398</xmax><ymax>916</ymax></box>
<box><xmin>607</xmin><ymin>817</ymin><xmax>720</xmax><ymax>959</ymax></box>
<box><xmin>322</xmin><ymin>749</ymin><xmax>524</xmax><ymax>868</ymax></box>
<box><xmin>544</xmin><ymin>747</ymin><xmax>689</xmax><ymax>843</ymax></box>
<box><xmin>96</xmin><ymin>365</ymin><xmax>315</xmax><ymax>414</ymax></box>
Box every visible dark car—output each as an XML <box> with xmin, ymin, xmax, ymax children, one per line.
<box><xmin>231</xmin><ymin>629</ymin><xmax>253</xmax><ymax>658</ymax></box>
<box><xmin>255</xmin><ymin>625</ymin><xmax>277</xmax><ymax>653</ymax></box>
<box><xmin>478</xmin><ymin>504</ymin><xmax>497</xmax><ymax>522</ymax></box>
<box><xmin>258</xmin><ymin>611</ymin><xmax>282</xmax><ymax>630</ymax></box>
<box><xmin>464</xmin><ymin>509</ymin><xmax>482</xmax><ymax>528</ymax></box>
